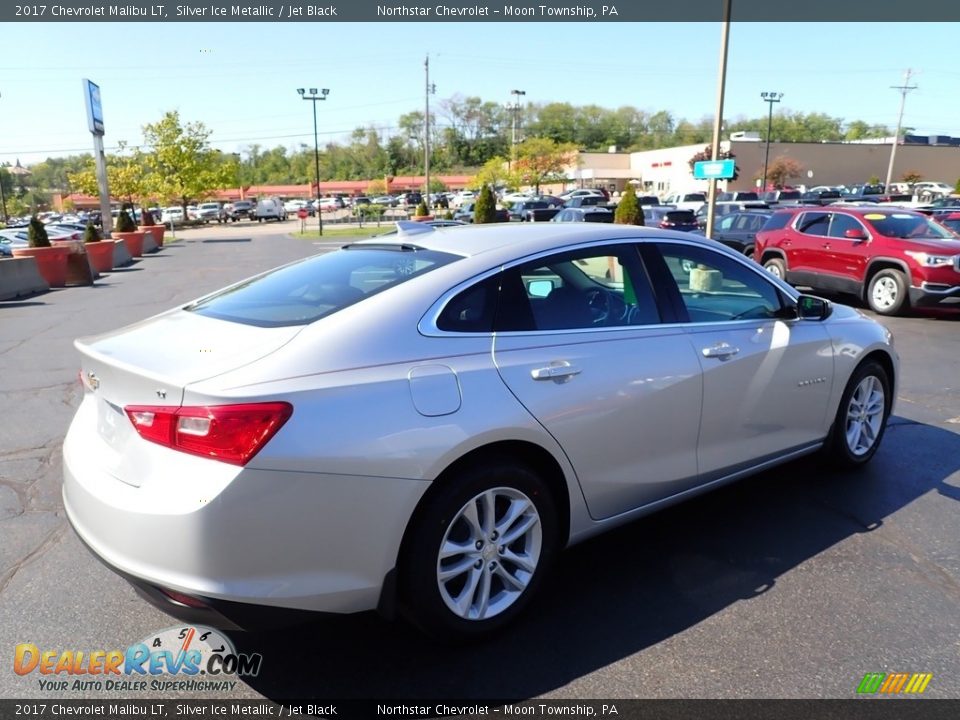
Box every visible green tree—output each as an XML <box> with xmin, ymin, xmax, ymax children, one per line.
<box><xmin>514</xmin><ymin>138</ymin><xmax>578</xmax><ymax>194</ymax></box>
<box><xmin>141</xmin><ymin>111</ymin><xmax>234</xmax><ymax>214</ymax></box>
<box><xmin>472</xmin><ymin>157</ymin><xmax>517</xmax><ymax>191</ymax></box>
<box><xmin>474</xmin><ymin>184</ymin><xmax>497</xmax><ymax>224</ymax></box>
<box><xmin>614</xmin><ymin>187</ymin><xmax>643</xmax><ymax>225</ymax></box>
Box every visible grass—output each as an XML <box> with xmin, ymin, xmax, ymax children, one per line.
<box><xmin>290</xmin><ymin>226</ymin><xmax>389</xmax><ymax>239</ymax></box>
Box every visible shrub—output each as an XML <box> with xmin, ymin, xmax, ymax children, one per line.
<box><xmin>614</xmin><ymin>187</ymin><xmax>643</xmax><ymax>225</ymax></box>
<box><xmin>83</xmin><ymin>222</ymin><xmax>101</xmax><ymax>243</ymax></box>
<box><xmin>139</xmin><ymin>205</ymin><xmax>156</xmax><ymax>226</ymax></box>
<box><xmin>474</xmin><ymin>184</ymin><xmax>497</xmax><ymax>224</ymax></box>
<box><xmin>27</xmin><ymin>216</ymin><xmax>51</xmax><ymax>248</ymax></box>
<box><xmin>415</xmin><ymin>201</ymin><xmax>429</xmax><ymax>217</ymax></box>
<box><xmin>115</xmin><ymin>210</ymin><xmax>137</xmax><ymax>232</ymax></box>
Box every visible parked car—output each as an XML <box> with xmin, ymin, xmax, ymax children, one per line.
<box><xmin>160</xmin><ymin>207</ymin><xmax>185</xmax><ymax>224</ymax></box>
<box><xmin>562</xmin><ymin>195</ymin><xmax>610</xmax><ymax>209</ymax></box>
<box><xmin>254</xmin><ymin>197</ymin><xmax>287</xmax><ymax>222</ymax></box>
<box><xmin>716</xmin><ymin>191</ymin><xmax>759</xmax><ymax>202</ymax></box>
<box><xmin>662</xmin><ymin>192</ymin><xmax>707</xmax><ymax>212</ymax></box>
<box><xmin>226</xmin><ymin>200</ymin><xmax>255</xmax><ymax>221</ymax></box>
<box><xmin>371</xmin><ymin>196</ymin><xmax>399</xmax><ymax>207</ymax></box>
<box><xmin>559</xmin><ymin>188</ymin><xmax>607</xmax><ymax>201</ymax></box>
<box><xmin>0</xmin><ymin>229</ymin><xmax>30</xmax><ymax>256</ymax></box>
<box><xmin>932</xmin><ymin>211</ymin><xmax>960</xmax><ymax>235</ymax></box>
<box><xmin>196</xmin><ymin>202</ymin><xmax>226</xmax><ymax>223</ymax></box>
<box><xmin>62</xmin><ymin>222</ymin><xmax>898</xmax><ymax>641</ymax></box>
<box><xmin>551</xmin><ymin>207</ymin><xmax>614</xmax><ymax>223</ymax></box>
<box><xmin>696</xmin><ymin>211</ymin><xmax>773</xmax><ymax>257</ymax></box>
<box><xmin>636</xmin><ymin>195</ymin><xmax>661</xmax><ymax>207</ymax></box>
<box><xmin>755</xmin><ymin>205</ymin><xmax>960</xmax><ymax>315</ymax></box>
<box><xmin>397</xmin><ymin>192</ymin><xmax>423</xmax><ymax>208</ymax></box>
<box><xmin>760</xmin><ymin>190</ymin><xmax>802</xmax><ymax>205</ymax></box>
<box><xmin>912</xmin><ymin>181</ymin><xmax>954</xmax><ymax>199</ymax></box>
<box><xmin>452</xmin><ymin>202</ymin><xmax>509</xmax><ymax>223</ymax></box>
<box><xmin>316</xmin><ymin>197</ymin><xmax>346</xmax><ymax>212</ymax></box>
<box><xmin>646</xmin><ymin>208</ymin><xmax>698</xmax><ymax>231</ymax></box>
<box><xmin>695</xmin><ymin>201</ymin><xmax>770</xmax><ymax>230</ymax></box>
<box><xmin>509</xmin><ymin>199</ymin><xmax>563</xmax><ymax>222</ymax></box>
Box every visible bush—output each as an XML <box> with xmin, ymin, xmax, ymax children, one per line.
<box><xmin>474</xmin><ymin>184</ymin><xmax>497</xmax><ymax>224</ymax></box>
<box><xmin>115</xmin><ymin>210</ymin><xmax>137</xmax><ymax>232</ymax></box>
<box><xmin>27</xmin><ymin>216</ymin><xmax>51</xmax><ymax>248</ymax></box>
<box><xmin>415</xmin><ymin>201</ymin><xmax>429</xmax><ymax>217</ymax></box>
<box><xmin>614</xmin><ymin>187</ymin><xmax>643</xmax><ymax>225</ymax></box>
<box><xmin>83</xmin><ymin>222</ymin><xmax>101</xmax><ymax>243</ymax></box>
<box><xmin>139</xmin><ymin>205</ymin><xmax>156</xmax><ymax>226</ymax></box>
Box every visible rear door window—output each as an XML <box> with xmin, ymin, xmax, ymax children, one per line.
<box><xmin>795</xmin><ymin>212</ymin><xmax>831</xmax><ymax>237</ymax></box>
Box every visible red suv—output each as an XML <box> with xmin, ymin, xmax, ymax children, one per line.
<box><xmin>754</xmin><ymin>206</ymin><xmax>960</xmax><ymax>315</ymax></box>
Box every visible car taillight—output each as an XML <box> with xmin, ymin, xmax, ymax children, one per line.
<box><xmin>124</xmin><ymin>402</ymin><xmax>292</xmax><ymax>466</ymax></box>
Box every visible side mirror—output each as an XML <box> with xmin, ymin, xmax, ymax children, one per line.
<box><xmin>796</xmin><ymin>294</ymin><xmax>832</xmax><ymax>321</ymax></box>
<box><xmin>844</xmin><ymin>228</ymin><xmax>869</xmax><ymax>241</ymax></box>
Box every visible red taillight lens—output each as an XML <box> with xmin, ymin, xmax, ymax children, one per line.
<box><xmin>124</xmin><ymin>402</ymin><xmax>292</xmax><ymax>466</ymax></box>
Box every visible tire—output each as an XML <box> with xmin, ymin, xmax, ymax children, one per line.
<box><xmin>763</xmin><ymin>257</ymin><xmax>786</xmax><ymax>279</ymax></box>
<box><xmin>866</xmin><ymin>269</ymin><xmax>909</xmax><ymax>316</ymax></box>
<box><xmin>399</xmin><ymin>461</ymin><xmax>559</xmax><ymax>642</ymax></box>
<box><xmin>823</xmin><ymin>360</ymin><xmax>891</xmax><ymax>469</ymax></box>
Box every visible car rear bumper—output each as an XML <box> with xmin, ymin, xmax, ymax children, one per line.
<box><xmin>62</xmin><ymin>401</ymin><xmax>430</xmax><ymax>617</ymax></box>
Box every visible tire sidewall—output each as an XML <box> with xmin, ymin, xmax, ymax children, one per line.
<box><xmin>867</xmin><ymin>269</ymin><xmax>908</xmax><ymax>315</ymax></box>
<box><xmin>764</xmin><ymin>258</ymin><xmax>786</xmax><ymax>279</ymax></box>
<box><xmin>400</xmin><ymin>462</ymin><xmax>558</xmax><ymax>642</ymax></box>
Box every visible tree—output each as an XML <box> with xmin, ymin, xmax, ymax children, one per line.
<box><xmin>762</xmin><ymin>156</ymin><xmax>805</xmax><ymax>189</ymax></box>
<box><xmin>472</xmin><ymin>157</ymin><xmax>517</xmax><ymax>191</ymax></box>
<box><xmin>688</xmin><ymin>145</ymin><xmax>740</xmax><ymax>180</ymax></box>
<box><xmin>473</xmin><ymin>184</ymin><xmax>497</xmax><ymax>224</ymax></box>
<box><xmin>366</xmin><ymin>179</ymin><xmax>387</xmax><ymax>196</ymax></box>
<box><xmin>513</xmin><ymin>138</ymin><xmax>578</xmax><ymax>194</ymax></box>
<box><xmin>141</xmin><ymin>111</ymin><xmax>233</xmax><ymax>213</ymax></box>
<box><xmin>614</xmin><ymin>187</ymin><xmax>643</xmax><ymax>225</ymax></box>
<box><xmin>901</xmin><ymin>171</ymin><xmax>923</xmax><ymax>184</ymax></box>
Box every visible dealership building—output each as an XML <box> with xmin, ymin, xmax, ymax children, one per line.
<box><xmin>565</xmin><ymin>134</ymin><xmax>960</xmax><ymax>196</ymax></box>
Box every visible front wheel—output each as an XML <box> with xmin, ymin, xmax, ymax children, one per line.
<box><xmin>823</xmin><ymin>360</ymin><xmax>891</xmax><ymax>468</ymax></box>
<box><xmin>400</xmin><ymin>462</ymin><xmax>559</xmax><ymax>642</ymax></box>
<box><xmin>867</xmin><ymin>269</ymin><xmax>909</xmax><ymax>316</ymax></box>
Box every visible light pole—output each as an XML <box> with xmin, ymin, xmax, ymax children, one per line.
<box><xmin>509</xmin><ymin>89</ymin><xmax>526</xmax><ymax>173</ymax></box>
<box><xmin>760</xmin><ymin>91</ymin><xmax>783</xmax><ymax>192</ymax></box>
<box><xmin>297</xmin><ymin>87</ymin><xmax>329</xmax><ymax>236</ymax></box>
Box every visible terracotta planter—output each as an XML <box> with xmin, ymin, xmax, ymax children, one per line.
<box><xmin>12</xmin><ymin>245</ymin><xmax>70</xmax><ymax>288</ymax></box>
<box><xmin>84</xmin><ymin>241</ymin><xmax>115</xmax><ymax>273</ymax></box>
<box><xmin>112</xmin><ymin>230</ymin><xmax>145</xmax><ymax>258</ymax></box>
<box><xmin>411</xmin><ymin>214</ymin><xmax>435</xmax><ymax>222</ymax></box>
<box><xmin>139</xmin><ymin>225</ymin><xmax>164</xmax><ymax>247</ymax></box>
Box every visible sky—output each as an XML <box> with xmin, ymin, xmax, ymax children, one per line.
<box><xmin>1</xmin><ymin>21</ymin><xmax>957</xmax><ymax>166</ymax></box>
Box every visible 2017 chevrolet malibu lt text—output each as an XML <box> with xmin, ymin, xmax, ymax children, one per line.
<box><xmin>63</xmin><ymin>223</ymin><xmax>897</xmax><ymax>641</ymax></box>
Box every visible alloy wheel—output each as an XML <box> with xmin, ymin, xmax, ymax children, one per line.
<box><xmin>845</xmin><ymin>375</ymin><xmax>886</xmax><ymax>456</ymax></box>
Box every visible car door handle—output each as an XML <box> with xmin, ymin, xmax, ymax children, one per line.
<box><xmin>531</xmin><ymin>362</ymin><xmax>582</xmax><ymax>381</ymax></box>
<box><xmin>702</xmin><ymin>343</ymin><xmax>740</xmax><ymax>360</ymax></box>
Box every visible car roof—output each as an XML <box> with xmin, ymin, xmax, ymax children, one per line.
<box><xmin>355</xmin><ymin>222</ymin><xmax>713</xmax><ymax>261</ymax></box>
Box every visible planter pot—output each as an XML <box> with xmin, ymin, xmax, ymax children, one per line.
<box><xmin>12</xmin><ymin>245</ymin><xmax>70</xmax><ymax>288</ymax></box>
<box><xmin>411</xmin><ymin>215</ymin><xmax>435</xmax><ymax>222</ymax></box>
<box><xmin>139</xmin><ymin>225</ymin><xmax>164</xmax><ymax>248</ymax></box>
<box><xmin>84</xmin><ymin>241</ymin><xmax>115</xmax><ymax>273</ymax></box>
<box><xmin>113</xmin><ymin>230</ymin><xmax>145</xmax><ymax>258</ymax></box>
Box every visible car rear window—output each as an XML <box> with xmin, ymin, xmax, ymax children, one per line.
<box><xmin>665</xmin><ymin>211</ymin><xmax>696</xmax><ymax>222</ymax></box>
<box><xmin>682</xmin><ymin>194</ymin><xmax>706</xmax><ymax>202</ymax></box>
<box><xmin>185</xmin><ymin>246</ymin><xmax>460</xmax><ymax>327</ymax></box>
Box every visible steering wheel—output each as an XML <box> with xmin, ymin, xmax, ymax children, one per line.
<box><xmin>586</xmin><ymin>288</ymin><xmax>627</xmax><ymax>325</ymax></box>
<box><xmin>729</xmin><ymin>305</ymin><xmax>772</xmax><ymax>320</ymax></box>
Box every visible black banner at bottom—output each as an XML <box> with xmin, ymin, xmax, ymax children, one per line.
<box><xmin>1</xmin><ymin>699</ymin><xmax>957</xmax><ymax>720</ymax></box>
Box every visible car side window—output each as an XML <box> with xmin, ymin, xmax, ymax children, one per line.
<box><xmin>437</xmin><ymin>276</ymin><xmax>499</xmax><ymax>333</ymax></box>
<box><xmin>655</xmin><ymin>243</ymin><xmax>784</xmax><ymax>323</ymax></box>
<box><xmin>494</xmin><ymin>245</ymin><xmax>660</xmax><ymax>332</ymax></box>
<box><xmin>828</xmin><ymin>214</ymin><xmax>866</xmax><ymax>238</ymax></box>
<box><xmin>796</xmin><ymin>212</ymin><xmax>830</xmax><ymax>236</ymax></box>
<box><xmin>717</xmin><ymin>215</ymin><xmax>736</xmax><ymax>231</ymax></box>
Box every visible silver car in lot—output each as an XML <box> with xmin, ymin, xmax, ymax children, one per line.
<box><xmin>63</xmin><ymin>224</ymin><xmax>897</xmax><ymax>640</ymax></box>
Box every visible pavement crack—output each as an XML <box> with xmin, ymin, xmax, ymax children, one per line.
<box><xmin>0</xmin><ymin>519</ymin><xmax>67</xmax><ymax>596</ymax></box>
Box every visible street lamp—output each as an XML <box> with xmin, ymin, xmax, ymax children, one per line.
<box><xmin>509</xmin><ymin>89</ymin><xmax>526</xmax><ymax>172</ymax></box>
<box><xmin>760</xmin><ymin>91</ymin><xmax>783</xmax><ymax>192</ymax></box>
<box><xmin>297</xmin><ymin>87</ymin><xmax>330</xmax><ymax>236</ymax></box>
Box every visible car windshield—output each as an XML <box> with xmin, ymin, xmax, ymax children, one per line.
<box><xmin>864</xmin><ymin>213</ymin><xmax>955</xmax><ymax>240</ymax></box>
<box><xmin>185</xmin><ymin>246</ymin><xmax>460</xmax><ymax>327</ymax></box>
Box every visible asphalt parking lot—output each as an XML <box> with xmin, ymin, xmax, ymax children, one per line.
<box><xmin>1</xmin><ymin>221</ymin><xmax>958</xmax><ymax>703</ymax></box>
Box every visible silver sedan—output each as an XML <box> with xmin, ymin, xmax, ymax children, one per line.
<box><xmin>63</xmin><ymin>223</ymin><xmax>897</xmax><ymax>640</ymax></box>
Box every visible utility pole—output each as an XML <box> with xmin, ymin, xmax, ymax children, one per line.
<box><xmin>760</xmin><ymin>91</ymin><xmax>783</xmax><ymax>193</ymax></box>
<box><xmin>884</xmin><ymin>69</ymin><xmax>917</xmax><ymax>192</ymax></box>
<box><xmin>424</xmin><ymin>55</ymin><xmax>435</xmax><ymax>205</ymax></box>
<box><xmin>705</xmin><ymin>0</ymin><xmax>731</xmax><ymax>239</ymax></box>
<box><xmin>509</xmin><ymin>89</ymin><xmax>525</xmax><ymax>173</ymax></box>
<box><xmin>297</xmin><ymin>87</ymin><xmax>330</xmax><ymax>236</ymax></box>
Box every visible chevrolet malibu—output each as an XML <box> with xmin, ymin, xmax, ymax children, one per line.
<box><xmin>63</xmin><ymin>223</ymin><xmax>897</xmax><ymax>641</ymax></box>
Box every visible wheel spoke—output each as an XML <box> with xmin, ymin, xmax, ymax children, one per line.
<box><xmin>500</xmin><ymin>513</ymin><xmax>539</xmax><ymax>545</ymax></box>
<box><xmin>474</xmin><ymin>566</ymin><xmax>493</xmax><ymax>619</ymax></box>
<box><xmin>439</xmin><ymin>537</ymin><xmax>475</xmax><ymax>560</ymax></box>
<box><xmin>495</xmin><ymin>497</ymin><xmax>532</xmax><ymax>537</ymax></box>
<box><xmin>501</xmin><ymin>547</ymin><xmax>537</xmax><ymax>574</ymax></box>
<box><xmin>479</xmin><ymin>490</ymin><xmax>496</xmax><ymax>537</ymax></box>
<box><xmin>460</xmin><ymin>500</ymin><xmax>484</xmax><ymax>540</ymax></box>
<box><xmin>452</xmin><ymin>567</ymin><xmax>483</xmax><ymax>617</ymax></box>
<box><xmin>438</xmin><ymin>555</ymin><xmax>477</xmax><ymax>582</ymax></box>
<box><xmin>494</xmin><ymin>563</ymin><xmax>528</xmax><ymax>592</ymax></box>
<box><xmin>846</xmin><ymin>420</ymin><xmax>863</xmax><ymax>453</ymax></box>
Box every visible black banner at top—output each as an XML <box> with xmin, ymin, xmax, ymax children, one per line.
<box><xmin>2</xmin><ymin>0</ymin><xmax>958</xmax><ymax>22</ymax></box>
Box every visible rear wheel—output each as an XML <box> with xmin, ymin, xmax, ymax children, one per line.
<box><xmin>763</xmin><ymin>257</ymin><xmax>786</xmax><ymax>279</ymax></box>
<box><xmin>866</xmin><ymin>269</ymin><xmax>909</xmax><ymax>315</ymax></box>
<box><xmin>824</xmin><ymin>360</ymin><xmax>891</xmax><ymax>468</ymax></box>
<box><xmin>400</xmin><ymin>462</ymin><xmax>559</xmax><ymax>642</ymax></box>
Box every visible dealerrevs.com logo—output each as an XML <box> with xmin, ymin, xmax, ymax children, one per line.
<box><xmin>14</xmin><ymin>626</ymin><xmax>262</xmax><ymax>693</ymax></box>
